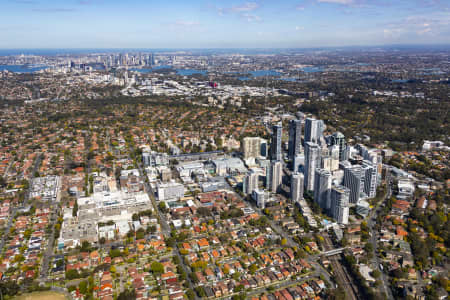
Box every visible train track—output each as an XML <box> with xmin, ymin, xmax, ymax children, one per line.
<box><xmin>322</xmin><ymin>235</ymin><xmax>359</xmax><ymax>300</ymax></box>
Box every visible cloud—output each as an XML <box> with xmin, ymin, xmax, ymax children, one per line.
<box><xmin>164</xmin><ymin>20</ymin><xmax>204</xmax><ymax>33</ymax></box>
<box><xmin>417</xmin><ymin>27</ymin><xmax>432</xmax><ymax>35</ymax></box>
<box><xmin>295</xmin><ymin>26</ymin><xmax>305</xmax><ymax>30</ymax></box>
<box><xmin>383</xmin><ymin>28</ymin><xmax>404</xmax><ymax>38</ymax></box>
<box><xmin>11</xmin><ymin>0</ymin><xmax>37</xmax><ymax>4</ymax></box>
<box><xmin>317</xmin><ymin>0</ymin><xmax>355</xmax><ymax>4</ymax></box>
<box><xmin>77</xmin><ymin>0</ymin><xmax>103</xmax><ymax>5</ymax></box>
<box><xmin>296</xmin><ymin>5</ymin><xmax>305</xmax><ymax>11</ymax></box>
<box><xmin>231</xmin><ymin>2</ymin><xmax>259</xmax><ymax>12</ymax></box>
<box><xmin>382</xmin><ymin>13</ymin><xmax>450</xmax><ymax>40</ymax></box>
<box><xmin>214</xmin><ymin>2</ymin><xmax>262</xmax><ymax>22</ymax></box>
<box><xmin>32</xmin><ymin>8</ymin><xmax>76</xmax><ymax>12</ymax></box>
<box><xmin>174</xmin><ymin>20</ymin><xmax>200</xmax><ymax>27</ymax></box>
<box><xmin>241</xmin><ymin>13</ymin><xmax>262</xmax><ymax>22</ymax></box>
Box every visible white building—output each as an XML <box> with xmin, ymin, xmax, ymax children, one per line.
<box><xmin>314</xmin><ymin>168</ymin><xmax>332</xmax><ymax>211</ymax></box>
<box><xmin>422</xmin><ymin>140</ymin><xmax>446</xmax><ymax>151</ymax></box>
<box><xmin>270</xmin><ymin>160</ymin><xmax>283</xmax><ymax>193</ymax></box>
<box><xmin>342</xmin><ymin>162</ymin><xmax>363</xmax><ymax>204</ymax></box>
<box><xmin>356</xmin><ymin>200</ymin><xmax>370</xmax><ymax>217</ymax></box>
<box><xmin>252</xmin><ymin>189</ymin><xmax>266</xmax><ymax>208</ymax></box>
<box><xmin>156</xmin><ymin>181</ymin><xmax>185</xmax><ymax>201</ymax></box>
<box><xmin>242</xmin><ymin>137</ymin><xmax>268</xmax><ymax>161</ymax></box>
<box><xmin>176</xmin><ymin>162</ymin><xmax>205</xmax><ymax>178</ymax></box>
<box><xmin>305</xmin><ymin>142</ymin><xmax>320</xmax><ymax>191</ymax></box>
<box><xmin>331</xmin><ymin>186</ymin><xmax>350</xmax><ymax>225</ymax></box>
<box><xmin>30</xmin><ymin>175</ymin><xmax>61</xmax><ymax>202</ymax></box>
<box><xmin>291</xmin><ymin>172</ymin><xmax>304</xmax><ymax>203</ymax></box>
<box><xmin>362</xmin><ymin>161</ymin><xmax>377</xmax><ymax>198</ymax></box>
<box><xmin>398</xmin><ymin>178</ymin><xmax>415</xmax><ymax>199</ymax></box>
<box><xmin>243</xmin><ymin>170</ymin><xmax>259</xmax><ymax>195</ymax></box>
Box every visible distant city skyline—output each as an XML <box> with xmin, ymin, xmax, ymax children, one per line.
<box><xmin>0</xmin><ymin>0</ymin><xmax>449</xmax><ymax>48</ymax></box>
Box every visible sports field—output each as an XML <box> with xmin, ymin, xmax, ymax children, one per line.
<box><xmin>13</xmin><ymin>291</ymin><xmax>67</xmax><ymax>300</ymax></box>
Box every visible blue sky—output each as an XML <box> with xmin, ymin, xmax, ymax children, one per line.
<box><xmin>0</xmin><ymin>0</ymin><xmax>449</xmax><ymax>48</ymax></box>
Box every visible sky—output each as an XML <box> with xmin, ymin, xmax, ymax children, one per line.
<box><xmin>0</xmin><ymin>0</ymin><xmax>449</xmax><ymax>49</ymax></box>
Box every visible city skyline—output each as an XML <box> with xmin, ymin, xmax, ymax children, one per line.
<box><xmin>1</xmin><ymin>0</ymin><xmax>449</xmax><ymax>48</ymax></box>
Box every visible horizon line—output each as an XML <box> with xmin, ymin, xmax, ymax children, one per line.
<box><xmin>1</xmin><ymin>43</ymin><xmax>450</xmax><ymax>51</ymax></box>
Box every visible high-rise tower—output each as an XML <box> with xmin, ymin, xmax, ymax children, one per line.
<box><xmin>304</xmin><ymin>142</ymin><xmax>321</xmax><ymax>191</ymax></box>
<box><xmin>271</xmin><ymin>122</ymin><xmax>283</xmax><ymax>161</ymax></box>
<box><xmin>288</xmin><ymin>119</ymin><xmax>302</xmax><ymax>161</ymax></box>
<box><xmin>291</xmin><ymin>172</ymin><xmax>304</xmax><ymax>203</ymax></box>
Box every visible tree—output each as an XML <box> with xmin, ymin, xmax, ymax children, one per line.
<box><xmin>147</xmin><ymin>225</ymin><xmax>157</xmax><ymax>234</ymax></box>
<box><xmin>232</xmin><ymin>272</ymin><xmax>241</xmax><ymax>281</ymax></box>
<box><xmin>189</xmin><ymin>272</ymin><xmax>199</xmax><ymax>283</ymax></box>
<box><xmin>248</xmin><ymin>263</ymin><xmax>258</xmax><ymax>274</ymax></box>
<box><xmin>66</xmin><ymin>269</ymin><xmax>80</xmax><ymax>280</ymax></box>
<box><xmin>371</xmin><ymin>270</ymin><xmax>381</xmax><ymax>279</ymax></box>
<box><xmin>80</xmin><ymin>241</ymin><xmax>91</xmax><ymax>252</ymax></box>
<box><xmin>0</xmin><ymin>281</ymin><xmax>20</xmax><ymax>297</ymax></box>
<box><xmin>159</xmin><ymin>202</ymin><xmax>167</xmax><ymax>213</ymax></box>
<box><xmin>364</xmin><ymin>242</ymin><xmax>374</xmax><ymax>253</ymax></box>
<box><xmin>136</xmin><ymin>228</ymin><xmax>145</xmax><ymax>240</ymax></box>
<box><xmin>326</xmin><ymin>286</ymin><xmax>347</xmax><ymax>300</ymax></box>
<box><xmin>197</xmin><ymin>207</ymin><xmax>211</xmax><ymax>216</ymax></box>
<box><xmin>232</xmin><ymin>292</ymin><xmax>247</xmax><ymax>300</ymax></box>
<box><xmin>109</xmin><ymin>248</ymin><xmax>121</xmax><ymax>258</ymax></box>
<box><xmin>78</xmin><ymin>280</ymin><xmax>88</xmax><ymax>294</ymax></box>
<box><xmin>0</xmin><ymin>176</ymin><xmax>6</xmax><ymax>188</ymax></box>
<box><xmin>72</xmin><ymin>200</ymin><xmax>78</xmax><ymax>217</ymax></box>
<box><xmin>234</xmin><ymin>284</ymin><xmax>244</xmax><ymax>292</ymax></box>
<box><xmin>191</xmin><ymin>260</ymin><xmax>207</xmax><ymax>271</ymax></box>
<box><xmin>118</xmin><ymin>289</ymin><xmax>136</xmax><ymax>300</ymax></box>
<box><xmin>150</xmin><ymin>261</ymin><xmax>164</xmax><ymax>275</ymax></box>
<box><xmin>186</xmin><ymin>289</ymin><xmax>195</xmax><ymax>300</ymax></box>
<box><xmin>195</xmin><ymin>286</ymin><xmax>206</xmax><ymax>297</ymax></box>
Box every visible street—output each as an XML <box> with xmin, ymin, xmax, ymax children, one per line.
<box><xmin>137</xmin><ymin>162</ymin><xmax>199</xmax><ymax>300</ymax></box>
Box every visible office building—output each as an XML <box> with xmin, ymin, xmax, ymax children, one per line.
<box><xmin>288</xmin><ymin>119</ymin><xmax>302</xmax><ymax>161</ymax></box>
<box><xmin>397</xmin><ymin>178</ymin><xmax>415</xmax><ymax>199</ymax></box>
<box><xmin>260</xmin><ymin>139</ymin><xmax>268</xmax><ymax>158</ymax></box>
<box><xmin>258</xmin><ymin>159</ymin><xmax>271</xmax><ymax>189</ymax></box>
<box><xmin>331</xmin><ymin>186</ymin><xmax>350</xmax><ymax>224</ymax></box>
<box><xmin>242</xmin><ymin>137</ymin><xmax>268</xmax><ymax>160</ymax></box>
<box><xmin>314</xmin><ymin>168</ymin><xmax>332</xmax><ymax>211</ymax></box>
<box><xmin>243</xmin><ymin>170</ymin><xmax>259</xmax><ymax>195</ymax></box>
<box><xmin>329</xmin><ymin>145</ymin><xmax>340</xmax><ymax>171</ymax></box>
<box><xmin>331</xmin><ymin>132</ymin><xmax>347</xmax><ymax>161</ymax></box>
<box><xmin>252</xmin><ymin>189</ymin><xmax>266</xmax><ymax>208</ymax></box>
<box><xmin>156</xmin><ymin>182</ymin><xmax>185</xmax><ymax>201</ymax></box>
<box><xmin>342</xmin><ymin>162</ymin><xmax>363</xmax><ymax>204</ymax></box>
<box><xmin>304</xmin><ymin>142</ymin><xmax>321</xmax><ymax>191</ymax></box>
<box><xmin>356</xmin><ymin>200</ymin><xmax>370</xmax><ymax>217</ymax></box>
<box><xmin>142</xmin><ymin>151</ymin><xmax>169</xmax><ymax>167</ymax></box>
<box><xmin>30</xmin><ymin>175</ymin><xmax>61</xmax><ymax>202</ymax></box>
<box><xmin>362</xmin><ymin>161</ymin><xmax>377</xmax><ymax>198</ymax></box>
<box><xmin>291</xmin><ymin>172</ymin><xmax>304</xmax><ymax>203</ymax></box>
<box><xmin>292</xmin><ymin>154</ymin><xmax>304</xmax><ymax>173</ymax></box>
<box><xmin>271</xmin><ymin>122</ymin><xmax>283</xmax><ymax>161</ymax></box>
<box><xmin>304</xmin><ymin>118</ymin><xmax>324</xmax><ymax>144</ymax></box>
<box><xmin>357</xmin><ymin>145</ymin><xmax>383</xmax><ymax>183</ymax></box>
<box><xmin>321</xmin><ymin>155</ymin><xmax>332</xmax><ymax>171</ymax></box>
<box><xmin>296</xmin><ymin>111</ymin><xmax>306</xmax><ymax>121</ymax></box>
<box><xmin>270</xmin><ymin>160</ymin><xmax>283</xmax><ymax>193</ymax></box>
